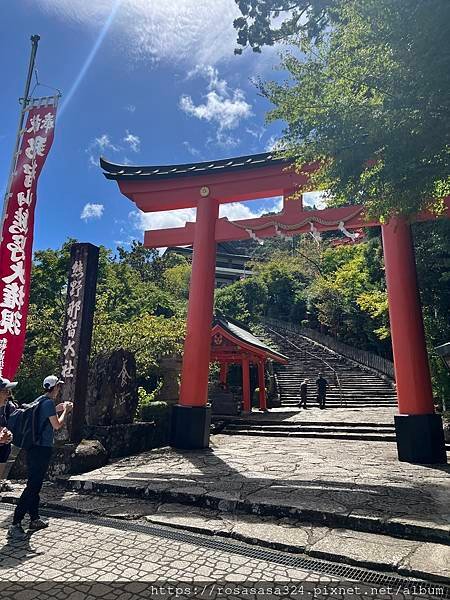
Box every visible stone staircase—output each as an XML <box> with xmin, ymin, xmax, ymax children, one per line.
<box><xmin>262</xmin><ymin>325</ymin><xmax>398</xmax><ymax>410</ymax></box>
<box><xmin>222</xmin><ymin>420</ymin><xmax>397</xmax><ymax>442</ymax></box>
<box><xmin>215</xmin><ymin>324</ymin><xmax>401</xmax><ymax>443</ymax></box>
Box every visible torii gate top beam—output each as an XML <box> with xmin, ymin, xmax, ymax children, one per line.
<box><xmin>102</xmin><ymin>151</ymin><xmax>450</xmax><ymax>249</ymax></box>
<box><xmin>101</xmin><ymin>152</ymin><xmax>311</xmax><ymax>211</ymax></box>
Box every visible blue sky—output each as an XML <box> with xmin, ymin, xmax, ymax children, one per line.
<box><xmin>1</xmin><ymin>1</ymin><xmax>318</xmax><ymax>253</ymax></box>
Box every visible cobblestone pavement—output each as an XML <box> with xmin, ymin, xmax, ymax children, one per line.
<box><xmin>62</xmin><ymin>435</ymin><xmax>450</xmax><ymax>542</ymax></box>
<box><xmin>0</xmin><ymin>504</ymin><xmax>332</xmax><ymax>598</ymax></box>
<box><xmin>2</xmin><ymin>482</ymin><xmax>449</xmax><ymax>582</ymax></box>
<box><xmin>0</xmin><ymin>506</ymin><xmax>445</xmax><ymax>599</ymax></box>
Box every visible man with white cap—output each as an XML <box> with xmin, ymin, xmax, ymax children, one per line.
<box><xmin>8</xmin><ymin>375</ymin><xmax>72</xmax><ymax>540</ymax></box>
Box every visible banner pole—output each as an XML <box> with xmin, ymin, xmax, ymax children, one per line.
<box><xmin>0</xmin><ymin>34</ymin><xmax>40</xmax><ymax>244</ymax></box>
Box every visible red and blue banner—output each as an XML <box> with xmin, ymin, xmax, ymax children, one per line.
<box><xmin>0</xmin><ymin>97</ymin><xmax>58</xmax><ymax>379</ymax></box>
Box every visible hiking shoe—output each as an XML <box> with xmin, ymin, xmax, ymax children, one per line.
<box><xmin>29</xmin><ymin>518</ymin><xmax>49</xmax><ymax>531</ymax></box>
<box><xmin>7</xmin><ymin>524</ymin><xmax>27</xmax><ymax>540</ymax></box>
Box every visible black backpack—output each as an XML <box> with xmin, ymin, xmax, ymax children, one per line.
<box><xmin>6</xmin><ymin>399</ymin><xmax>43</xmax><ymax>449</ymax></box>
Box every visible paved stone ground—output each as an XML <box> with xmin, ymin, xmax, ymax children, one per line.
<box><xmin>0</xmin><ymin>504</ymin><xmax>445</xmax><ymax>599</ymax></box>
<box><xmin>59</xmin><ymin>436</ymin><xmax>450</xmax><ymax>542</ymax></box>
<box><xmin>230</xmin><ymin>406</ymin><xmax>397</xmax><ymax>424</ymax></box>
<box><xmin>1</xmin><ymin>482</ymin><xmax>449</xmax><ymax>582</ymax></box>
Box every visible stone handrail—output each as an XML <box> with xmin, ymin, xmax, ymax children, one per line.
<box><xmin>265</xmin><ymin>317</ymin><xmax>395</xmax><ymax>381</ymax></box>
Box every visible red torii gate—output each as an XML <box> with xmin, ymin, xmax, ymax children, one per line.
<box><xmin>102</xmin><ymin>152</ymin><xmax>449</xmax><ymax>464</ymax></box>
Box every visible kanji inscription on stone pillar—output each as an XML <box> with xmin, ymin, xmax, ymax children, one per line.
<box><xmin>60</xmin><ymin>243</ymin><xmax>99</xmax><ymax>443</ymax></box>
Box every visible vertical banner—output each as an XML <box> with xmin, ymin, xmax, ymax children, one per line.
<box><xmin>60</xmin><ymin>243</ymin><xmax>99</xmax><ymax>443</ymax></box>
<box><xmin>0</xmin><ymin>97</ymin><xmax>58</xmax><ymax>379</ymax></box>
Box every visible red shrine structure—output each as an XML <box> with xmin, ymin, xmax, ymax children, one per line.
<box><xmin>211</xmin><ymin>316</ymin><xmax>288</xmax><ymax>412</ymax></box>
<box><xmin>102</xmin><ymin>151</ymin><xmax>449</xmax><ymax>464</ymax></box>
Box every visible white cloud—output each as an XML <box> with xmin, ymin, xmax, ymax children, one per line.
<box><xmin>124</xmin><ymin>104</ymin><xmax>136</xmax><ymax>113</ymax></box>
<box><xmin>81</xmin><ymin>203</ymin><xmax>104</xmax><ymax>221</ymax></box>
<box><xmin>303</xmin><ymin>191</ymin><xmax>327</xmax><ymax>209</ymax></box>
<box><xmin>32</xmin><ymin>0</ymin><xmax>243</xmax><ymax>66</ymax></box>
<box><xmin>183</xmin><ymin>141</ymin><xmax>201</xmax><ymax>157</ymax></box>
<box><xmin>265</xmin><ymin>135</ymin><xmax>286</xmax><ymax>152</ymax></box>
<box><xmin>86</xmin><ymin>130</ymin><xmax>139</xmax><ymax>166</ymax></box>
<box><xmin>123</xmin><ymin>130</ymin><xmax>141</xmax><ymax>153</ymax></box>
<box><xmin>207</xmin><ymin>132</ymin><xmax>240</xmax><ymax>149</ymax></box>
<box><xmin>246</xmin><ymin>125</ymin><xmax>266</xmax><ymax>141</ymax></box>
<box><xmin>86</xmin><ymin>133</ymin><xmax>119</xmax><ymax>166</ymax></box>
<box><xmin>180</xmin><ymin>90</ymin><xmax>252</xmax><ymax>131</ymax></box>
<box><xmin>180</xmin><ymin>66</ymin><xmax>252</xmax><ymax>149</ymax></box>
<box><xmin>94</xmin><ymin>134</ymin><xmax>119</xmax><ymax>152</ymax></box>
<box><xmin>187</xmin><ymin>66</ymin><xmax>229</xmax><ymax>95</ymax></box>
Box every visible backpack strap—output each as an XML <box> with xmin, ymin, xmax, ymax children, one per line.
<box><xmin>31</xmin><ymin>399</ymin><xmax>44</xmax><ymax>445</ymax></box>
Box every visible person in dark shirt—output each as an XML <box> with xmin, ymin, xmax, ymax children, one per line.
<box><xmin>0</xmin><ymin>378</ymin><xmax>18</xmax><ymax>488</ymax></box>
<box><xmin>299</xmin><ymin>379</ymin><xmax>308</xmax><ymax>409</ymax></box>
<box><xmin>316</xmin><ymin>373</ymin><xmax>328</xmax><ymax>409</ymax></box>
<box><xmin>8</xmin><ymin>375</ymin><xmax>72</xmax><ymax>540</ymax></box>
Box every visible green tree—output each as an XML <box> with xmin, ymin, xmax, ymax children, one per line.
<box><xmin>15</xmin><ymin>240</ymin><xmax>189</xmax><ymax>402</ymax></box>
<box><xmin>255</xmin><ymin>0</ymin><xmax>450</xmax><ymax>218</ymax></box>
<box><xmin>414</xmin><ymin>220</ymin><xmax>450</xmax><ymax>408</ymax></box>
<box><xmin>215</xmin><ymin>278</ymin><xmax>269</xmax><ymax>325</ymax></box>
<box><xmin>233</xmin><ymin>0</ymin><xmax>338</xmax><ymax>53</ymax></box>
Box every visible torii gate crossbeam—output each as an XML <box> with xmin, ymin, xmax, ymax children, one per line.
<box><xmin>102</xmin><ymin>152</ymin><xmax>448</xmax><ymax>464</ymax></box>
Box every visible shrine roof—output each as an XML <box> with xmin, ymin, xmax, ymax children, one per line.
<box><xmin>100</xmin><ymin>151</ymin><xmax>291</xmax><ymax>181</ymax></box>
<box><xmin>213</xmin><ymin>317</ymin><xmax>288</xmax><ymax>363</ymax></box>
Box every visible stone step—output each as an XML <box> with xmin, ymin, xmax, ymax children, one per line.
<box><xmin>225</xmin><ymin>424</ymin><xmax>395</xmax><ymax>434</ymax></box>
<box><xmin>281</xmin><ymin>392</ymin><xmax>395</xmax><ymax>396</ymax></box>
<box><xmin>214</xmin><ymin>418</ymin><xmax>395</xmax><ymax>428</ymax></box>
<box><xmin>52</xmin><ymin>465</ymin><xmax>450</xmax><ymax>547</ymax></box>
<box><xmin>281</xmin><ymin>393</ymin><xmax>397</xmax><ymax>406</ymax></box>
<box><xmin>280</xmin><ymin>396</ymin><xmax>397</xmax><ymax>401</ymax></box>
<box><xmin>281</xmin><ymin>402</ymin><xmax>398</xmax><ymax>408</ymax></box>
<box><xmin>223</xmin><ymin>429</ymin><xmax>397</xmax><ymax>442</ymax></box>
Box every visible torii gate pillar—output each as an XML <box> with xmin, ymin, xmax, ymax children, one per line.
<box><xmin>171</xmin><ymin>197</ymin><xmax>219</xmax><ymax>449</ymax></box>
<box><xmin>382</xmin><ymin>217</ymin><xmax>447</xmax><ymax>463</ymax></box>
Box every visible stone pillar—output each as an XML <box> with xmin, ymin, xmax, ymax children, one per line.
<box><xmin>85</xmin><ymin>350</ymin><xmax>137</xmax><ymax>426</ymax></box>
<box><xmin>59</xmin><ymin>243</ymin><xmax>99</xmax><ymax>444</ymax></box>
<box><xmin>154</xmin><ymin>356</ymin><xmax>182</xmax><ymax>405</ymax></box>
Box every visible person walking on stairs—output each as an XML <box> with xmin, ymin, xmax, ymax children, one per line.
<box><xmin>299</xmin><ymin>379</ymin><xmax>308</xmax><ymax>409</ymax></box>
<box><xmin>7</xmin><ymin>376</ymin><xmax>72</xmax><ymax>540</ymax></box>
<box><xmin>316</xmin><ymin>373</ymin><xmax>328</xmax><ymax>409</ymax></box>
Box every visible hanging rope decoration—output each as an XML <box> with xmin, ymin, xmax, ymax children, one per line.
<box><xmin>338</xmin><ymin>221</ymin><xmax>360</xmax><ymax>242</ymax></box>
<box><xmin>228</xmin><ymin>206</ymin><xmax>364</xmax><ymax>246</ymax></box>
<box><xmin>245</xmin><ymin>228</ymin><xmax>264</xmax><ymax>245</ymax></box>
<box><xmin>274</xmin><ymin>224</ymin><xmax>291</xmax><ymax>241</ymax></box>
<box><xmin>309</xmin><ymin>221</ymin><xmax>322</xmax><ymax>243</ymax></box>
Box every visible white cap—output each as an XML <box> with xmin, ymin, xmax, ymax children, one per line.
<box><xmin>0</xmin><ymin>377</ymin><xmax>18</xmax><ymax>390</ymax></box>
<box><xmin>43</xmin><ymin>375</ymin><xmax>64</xmax><ymax>390</ymax></box>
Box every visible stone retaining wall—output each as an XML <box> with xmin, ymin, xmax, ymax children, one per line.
<box><xmin>83</xmin><ymin>421</ymin><xmax>165</xmax><ymax>458</ymax></box>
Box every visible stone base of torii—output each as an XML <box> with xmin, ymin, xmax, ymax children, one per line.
<box><xmin>101</xmin><ymin>153</ymin><xmax>449</xmax><ymax>464</ymax></box>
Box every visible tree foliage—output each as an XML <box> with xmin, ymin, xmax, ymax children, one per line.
<box><xmin>239</xmin><ymin>0</ymin><xmax>450</xmax><ymax>218</ymax></box>
<box><xmin>233</xmin><ymin>0</ymin><xmax>337</xmax><ymax>53</ymax></box>
<box><xmin>15</xmin><ymin>241</ymin><xmax>188</xmax><ymax>403</ymax></box>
